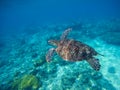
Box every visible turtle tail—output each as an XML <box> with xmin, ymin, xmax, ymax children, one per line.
<box><xmin>87</xmin><ymin>58</ymin><xmax>101</xmax><ymax>71</ymax></box>
<box><xmin>97</xmin><ymin>52</ymin><xmax>104</xmax><ymax>57</ymax></box>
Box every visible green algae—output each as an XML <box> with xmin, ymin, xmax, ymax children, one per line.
<box><xmin>11</xmin><ymin>74</ymin><xmax>40</xmax><ymax>90</ymax></box>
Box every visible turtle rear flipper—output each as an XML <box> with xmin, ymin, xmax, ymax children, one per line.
<box><xmin>87</xmin><ymin>58</ymin><xmax>101</xmax><ymax>71</ymax></box>
<box><xmin>46</xmin><ymin>48</ymin><xmax>55</xmax><ymax>62</ymax></box>
<box><xmin>60</xmin><ymin>28</ymin><xmax>72</xmax><ymax>40</ymax></box>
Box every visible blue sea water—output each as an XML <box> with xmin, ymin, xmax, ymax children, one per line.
<box><xmin>0</xmin><ymin>0</ymin><xmax>120</xmax><ymax>90</ymax></box>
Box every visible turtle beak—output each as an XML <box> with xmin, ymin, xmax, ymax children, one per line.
<box><xmin>48</xmin><ymin>40</ymin><xmax>52</xmax><ymax>45</ymax></box>
<box><xmin>48</xmin><ymin>40</ymin><xmax>57</xmax><ymax>46</ymax></box>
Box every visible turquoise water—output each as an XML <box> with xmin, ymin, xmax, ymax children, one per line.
<box><xmin>0</xmin><ymin>0</ymin><xmax>120</xmax><ymax>90</ymax></box>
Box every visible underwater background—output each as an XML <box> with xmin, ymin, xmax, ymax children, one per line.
<box><xmin>0</xmin><ymin>0</ymin><xmax>120</xmax><ymax>90</ymax></box>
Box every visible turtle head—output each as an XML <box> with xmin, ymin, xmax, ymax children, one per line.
<box><xmin>48</xmin><ymin>40</ymin><xmax>59</xmax><ymax>46</ymax></box>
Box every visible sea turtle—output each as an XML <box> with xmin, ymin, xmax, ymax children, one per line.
<box><xmin>46</xmin><ymin>28</ymin><xmax>102</xmax><ymax>71</ymax></box>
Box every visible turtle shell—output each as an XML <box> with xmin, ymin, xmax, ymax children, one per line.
<box><xmin>56</xmin><ymin>39</ymin><xmax>97</xmax><ymax>61</ymax></box>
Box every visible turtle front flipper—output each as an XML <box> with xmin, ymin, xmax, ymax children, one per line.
<box><xmin>46</xmin><ymin>48</ymin><xmax>55</xmax><ymax>62</ymax></box>
<box><xmin>60</xmin><ymin>28</ymin><xmax>72</xmax><ymax>40</ymax></box>
<box><xmin>86</xmin><ymin>58</ymin><xmax>101</xmax><ymax>71</ymax></box>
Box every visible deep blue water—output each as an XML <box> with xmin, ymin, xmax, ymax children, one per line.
<box><xmin>0</xmin><ymin>0</ymin><xmax>120</xmax><ymax>34</ymax></box>
<box><xmin>0</xmin><ymin>0</ymin><xmax>120</xmax><ymax>90</ymax></box>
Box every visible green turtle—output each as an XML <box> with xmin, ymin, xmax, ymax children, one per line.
<box><xmin>46</xmin><ymin>28</ymin><xmax>102</xmax><ymax>71</ymax></box>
